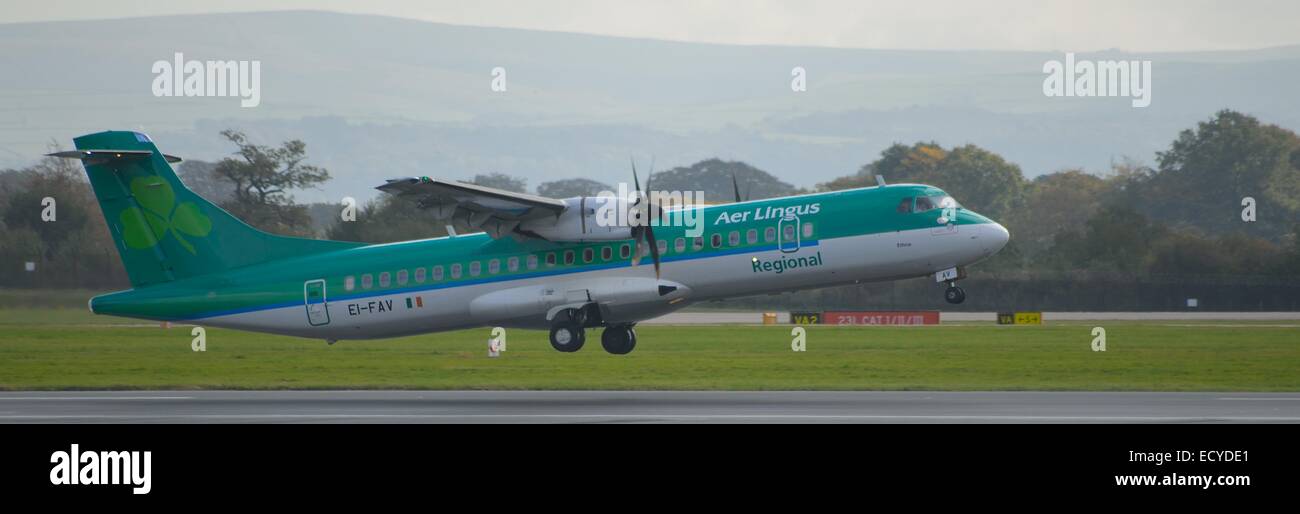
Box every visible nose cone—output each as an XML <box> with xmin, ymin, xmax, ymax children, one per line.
<box><xmin>986</xmin><ymin>222</ymin><xmax>1010</xmax><ymax>254</ymax></box>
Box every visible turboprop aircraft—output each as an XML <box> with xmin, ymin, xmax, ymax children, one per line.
<box><xmin>56</xmin><ymin>131</ymin><xmax>1009</xmax><ymax>354</ymax></box>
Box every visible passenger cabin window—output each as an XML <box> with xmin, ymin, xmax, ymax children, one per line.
<box><xmin>746</xmin><ymin>229</ymin><xmax>757</xmax><ymax>244</ymax></box>
<box><xmin>361</xmin><ymin>274</ymin><xmax>373</xmax><ymax>289</ymax></box>
<box><xmin>783</xmin><ymin>224</ymin><xmax>796</xmax><ymax>241</ymax></box>
<box><xmin>711</xmin><ymin>234</ymin><xmax>722</xmax><ymax>248</ymax></box>
<box><xmin>470</xmin><ymin>261</ymin><xmax>481</xmax><ymax>276</ymax></box>
<box><xmin>674</xmin><ymin>237</ymin><xmax>686</xmax><ymax>253</ymax></box>
<box><xmin>344</xmin><ymin>276</ymin><xmax>356</xmax><ymax>291</ymax></box>
<box><xmin>488</xmin><ymin>259</ymin><xmax>500</xmax><ymax>274</ymax></box>
<box><xmin>764</xmin><ymin>227</ymin><xmax>776</xmax><ymax>242</ymax></box>
<box><xmin>508</xmin><ymin>257</ymin><xmax>519</xmax><ymax>272</ymax></box>
<box><xmin>583</xmin><ymin>248</ymin><xmax>594</xmax><ymax>263</ymax></box>
<box><xmin>546</xmin><ymin>253</ymin><xmax>557</xmax><ymax>266</ymax></box>
<box><xmin>693</xmin><ymin>237</ymin><xmax>704</xmax><ymax>250</ymax></box>
<box><xmin>564</xmin><ymin>250</ymin><xmax>575</xmax><ymax>265</ymax></box>
<box><xmin>803</xmin><ymin>222</ymin><xmax>814</xmax><ymax>238</ymax></box>
<box><xmin>450</xmin><ymin>264</ymin><xmax>462</xmax><ymax>279</ymax></box>
<box><xmin>601</xmin><ymin>246</ymin><xmax>612</xmax><ymax>260</ymax></box>
<box><xmin>432</xmin><ymin>265</ymin><xmax>444</xmax><ymax>281</ymax></box>
<box><xmin>379</xmin><ymin>272</ymin><xmax>391</xmax><ymax>287</ymax></box>
<box><xmin>397</xmin><ymin>269</ymin><xmax>409</xmax><ymax>285</ymax></box>
<box><xmin>414</xmin><ymin>267</ymin><xmax>426</xmax><ymax>283</ymax></box>
<box><xmin>728</xmin><ymin>231</ymin><xmax>740</xmax><ymax>246</ymax></box>
<box><xmin>527</xmin><ymin>255</ymin><xmax>538</xmax><ymax>270</ymax></box>
<box><xmin>658</xmin><ymin>239</ymin><xmax>668</xmax><ymax>255</ymax></box>
<box><xmin>619</xmin><ymin>244</ymin><xmax>631</xmax><ymax>259</ymax></box>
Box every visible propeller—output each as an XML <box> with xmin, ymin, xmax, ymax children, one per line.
<box><xmin>629</xmin><ymin>158</ymin><xmax>663</xmax><ymax>278</ymax></box>
<box><xmin>731</xmin><ymin>172</ymin><xmax>750</xmax><ymax>203</ymax></box>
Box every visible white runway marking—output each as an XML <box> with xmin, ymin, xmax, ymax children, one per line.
<box><xmin>1218</xmin><ymin>397</ymin><xmax>1300</xmax><ymax>401</ymax></box>
<box><xmin>0</xmin><ymin>396</ymin><xmax>193</xmax><ymax>400</ymax></box>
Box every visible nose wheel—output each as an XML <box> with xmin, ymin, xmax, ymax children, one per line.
<box><xmin>944</xmin><ymin>282</ymin><xmax>966</xmax><ymax>304</ymax></box>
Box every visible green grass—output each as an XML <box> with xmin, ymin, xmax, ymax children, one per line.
<box><xmin>0</xmin><ymin>308</ymin><xmax>1297</xmax><ymax>390</ymax></box>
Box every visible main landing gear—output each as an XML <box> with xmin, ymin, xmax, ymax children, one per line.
<box><xmin>600</xmin><ymin>325</ymin><xmax>637</xmax><ymax>355</ymax></box>
<box><xmin>548</xmin><ymin>306</ymin><xmax>637</xmax><ymax>355</ymax></box>
<box><xmin>548</xmin><ymin>322</ymin><xmax>586</xmax><ymax>352</ymax></box>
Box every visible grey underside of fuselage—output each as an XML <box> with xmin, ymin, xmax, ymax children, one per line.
<box><xmin>194</xmin><ymin>227</ymin><xmax>991</xmax><ymax>340</ymax></box>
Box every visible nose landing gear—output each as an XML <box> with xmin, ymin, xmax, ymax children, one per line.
<box><xmin>935</xmin><ymin>267</ymin><xmax>968</xmax><ymax>305</ymax></box>
<box><xmin>944</xmin><ymin>282</ymin><xmax>967</xmax><ymax>304</ymax></box>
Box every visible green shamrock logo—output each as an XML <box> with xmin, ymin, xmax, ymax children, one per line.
<box><xmin>118</xmin><ymin>176</ymin><xmax>212</xmax><ymax>254</ymax></box>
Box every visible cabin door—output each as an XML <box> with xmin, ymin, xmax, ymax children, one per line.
<box><xmin>304</xmin><ymin>279</ymin><xmax>331</xmax><ymax>326</ymax></box>
<box><xmin>778</xmin><ymin>214</ymin><xmax>801</xmax><ymax>253</ymax></box>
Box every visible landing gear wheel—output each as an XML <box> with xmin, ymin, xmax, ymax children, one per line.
<box><xmin>945</xmin><ymin>285</ymin><xmax>966</xmax><ymax>304</ymax></box>
<box><xmin>549</xmin><ymin>322</ymin><xmax>586</xmax><ymax>352</ymax></box>
<box><xmin>601</xmin><ymin>325</ymin><xmax>637</xmax><ymax>355</ymax></box>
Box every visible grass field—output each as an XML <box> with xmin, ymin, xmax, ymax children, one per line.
<box><xmin>0</xmin><ymin>307</ymin><xmax>1297</xmax><ymax>391</ymax></box>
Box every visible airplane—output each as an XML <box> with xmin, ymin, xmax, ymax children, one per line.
<box><xmin>55</xmin><ymin>131</ymin><xmax>1009</xmax><ymax>354</ymax></box>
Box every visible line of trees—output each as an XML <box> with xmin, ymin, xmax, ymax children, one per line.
<box><xmin>2</xmin><ymin>109</ymin><xmax>1297</xmax><ymax>309</ymax></box>
<box><xmin>812</xmin><ymin>110</ymin><xmax>1300</xmax><ymax>281</ymax></box>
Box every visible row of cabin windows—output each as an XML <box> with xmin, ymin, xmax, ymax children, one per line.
<box><xmin>340</xmin><ymin>222</ymin><xmax>814</xmax><ymax>292</ymax></box>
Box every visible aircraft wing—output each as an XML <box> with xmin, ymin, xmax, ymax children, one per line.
<box><xmin>376</xmin><ymin>176</ymin><xmax>568</xmax><ymax>237</ymax></box>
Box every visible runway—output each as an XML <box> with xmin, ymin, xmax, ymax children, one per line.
<box><xmin>644</xmin><ymin>311</ymin><xmax>1300</xmax><ymax>324</ymax></box>
<box><xmin>1</xmin><ymin>391</ymin><xmax>1298</xmax><ymax>423</ymax></box>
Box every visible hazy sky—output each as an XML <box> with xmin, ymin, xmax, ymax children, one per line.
<box><xmin>4</xmin><ymin>0</ymin><xmax>1298</xmax><ymax>52</ymax></box>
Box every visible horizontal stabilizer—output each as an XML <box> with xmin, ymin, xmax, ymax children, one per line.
<box><xmin>48</xmin><ymin>149</ymin><xmax>182</xmax><ymax>165</ymax></box>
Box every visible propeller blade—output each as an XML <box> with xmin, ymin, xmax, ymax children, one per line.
<box><xmin>732</xmin><ymin>173</ymin><xmax>743</xmax><ymax>203</ymax></box>
<box><xmin>631</xmin><ymin>157</ymin><xmax>641</xmax><ymax>200</ymax></box>
<box><xmin>645</xmin><ymin>223</ymin><xmax>661</xmax><ymax>279</ymax></box>
<box><xmin>628</xmin><ymin>156</ymin><xmax>663</xmax><ymax>278</ymax></box>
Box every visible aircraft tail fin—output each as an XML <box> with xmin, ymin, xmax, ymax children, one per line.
<box><xmin>61</xmin><ymin>131</ymin><xmax>360</xmax><ymax>288</ymax></box>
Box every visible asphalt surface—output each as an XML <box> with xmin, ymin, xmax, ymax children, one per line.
<box><xmin>1</xmin><ymin>391</ymin><xmax>1298</xmax><ymax>423</ymax></box>
<box><xmin>644</xmin><ymin>312</ymin><xmax>1300</xmax><ymax>324</ymax></box>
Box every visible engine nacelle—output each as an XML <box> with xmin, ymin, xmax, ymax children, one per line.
<box><xmin>520</xmin><ymin>197</ymin><xmax>636</xmax><ymax>242</ymax></box>
<box><xmin>469</xmin><ymin>277</ymin><xmax>692</xmax><ymax>327</ymax></box>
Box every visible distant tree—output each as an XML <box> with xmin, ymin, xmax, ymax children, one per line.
<box><xmin>1</xmin><ymin>151</ymin><xmax>90</xmax><ymax>255</ymax></box>
<box><xmin>176</xmin><ymin>160</ymin><xmax>233</xmax><ymax>204</ymax></box>
<box><xmin>1049</xmin><ymin>205</ymin><xmax>1164</xmax><ymax>273</ymax></box>
<box><xmin>326</xmin><ymin>195</ymin><xmax>451</xmax><ymax>244</ymax></box>
<box><xmin>1007</xmin><ymin>169</ymin><xmax>1108</xmax><ymax>252</ymax></box>
<box><xmin>304</xmin><ymin>202</ymin><xmax>343</xmax><ymax>237</ymax></box>
<box><xmin>213</xmin><ymin>130</ymin><xmax>330</xmax><ymax>236</ymax></box>
<box><xmin>0</xmin><ymin>146</ymin><xmax>124</xmax><ymax>287</ymax></box>
<box><xmin>817</xmin><ymin>142</ymin><xmax>943</xmax><ymax>191</ymax></box>
<box><xmin>1213</xmin><ymin>232</ymin><xmax>1289</xmax><ymax>275</ymax></box>
<box><xmin>648</xmin><ymin>158</ymin><xmax>796</xmax><ymax>202</ymax></box>
<box><xmin>470</xmin><ymin>172</ymin><xmax>527</xmax><ymax>193</ymax></box>
<box><xmin>931</xmin><ymin>145</ymin><xmax>1025</xmax><ymax>220</ymax></box>
<box><xmin>537</xmin><ymin>178</ymin><xmax>612</xmax><ymax>198</ymax></box>
<box><xmin>1148</xmin><ymin>110</ymin><xmax>1300</xmax><ymax>236</ymax></box>
<box><xmin>1148</xmin><ymin>231</ymin><xmax>1232</xmax><ymax>275</ymax></box>
<box><xmin>820</xmin><ymin>142</ymin><xmax>1024</xmax><ymax>219</ymax></box>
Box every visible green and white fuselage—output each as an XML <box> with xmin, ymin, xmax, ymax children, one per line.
<box><xmin>71</xmin><ymin>131</ymin><xmax>1009</xmax><ymax>344</ymax></box>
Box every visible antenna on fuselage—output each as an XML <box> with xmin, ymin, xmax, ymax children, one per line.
<box><xmin>875</xmin><ymin>175</ymin><xmax>887</xmax><ymax>187</ymax></box>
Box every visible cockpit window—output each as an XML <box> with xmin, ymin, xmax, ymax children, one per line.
<box><xmin>914</xmin><ymin>195</ymin><xmax>960</xmax><ymax>213</ymax></box>
<box><xmin>896</xmin><ymin>198</ymin><xmax>913</xmax><ymax>213</ymax></box>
